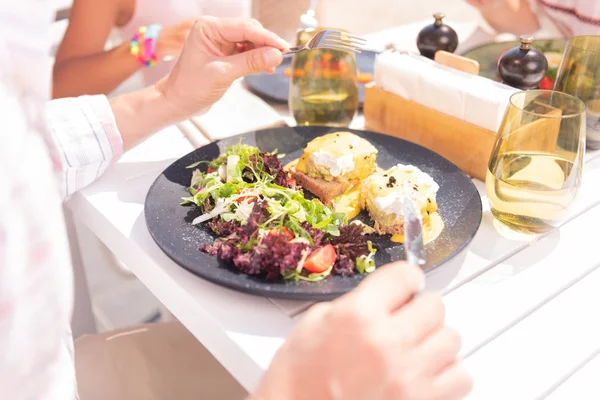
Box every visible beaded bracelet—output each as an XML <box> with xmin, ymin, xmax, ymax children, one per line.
<box><xmin>130</xmin><ymin>24</ymin><xmax>162</xmax><ymax>67</ymax></box>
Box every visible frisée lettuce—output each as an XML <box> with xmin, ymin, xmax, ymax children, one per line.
<box><xmin>181</xmin><ymin>142</ymin><xmax>377</xmax><ymax>281</ymax></box>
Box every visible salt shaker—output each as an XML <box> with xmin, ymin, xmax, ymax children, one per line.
<box><xmin>498</xmin><ymin>35</ymin><xmax>548</xmax><ymax>90</ymax></box>
<box><xmin>416</xmin><ymin>13</ymin><xmax>459</xmax><ymax>59</ymax></box>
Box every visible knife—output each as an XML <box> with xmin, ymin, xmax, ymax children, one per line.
<box><xmin>403</xmin><ymin>181</ymin><xmax>426</xmax><ymax>267</ymax></box>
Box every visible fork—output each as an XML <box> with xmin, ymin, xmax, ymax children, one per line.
<box><xmin>282</xmin><ymin>29</ymin><xmax>366</xmax><ymax>55</ymax></box>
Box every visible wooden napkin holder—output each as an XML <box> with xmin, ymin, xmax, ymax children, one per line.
<box><xmin>363</xmin><ymin>51</ymin><xmax>497</xmax><ymax>181</ymax></box>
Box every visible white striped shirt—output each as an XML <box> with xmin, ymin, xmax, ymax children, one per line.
<box><xmin>538</xmin><ymin>0</ymin><xmax>600</xmax><ymax>36</ymax></box>
<box><xmin>0</xmin><ymin>2</ymin><xmax>123</xmax><ymax>399</ymax></box>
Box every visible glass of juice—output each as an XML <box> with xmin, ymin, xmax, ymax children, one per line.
<box><xmin>289</xmin><ymin>28</ymin><xmax>359</xmax><ymax>127</ymax></box>
<box><xmin>486</xmin><ymin>90</ymin><xmax>586</xmax><ymax>234</ymax></box>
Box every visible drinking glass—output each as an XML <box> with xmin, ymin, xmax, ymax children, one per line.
<box><xmin>553</xmin><ymin>36</ymin><xmax>600</xmax><ymax>149</ymax></box>
<box><xmin>288</xmin><ymin>27</ymin><xmax>359</xmax><ymax>127</ymax></box>
<box><xmin>486</xmin><ymin>90</ymin><xmax>586</xmax><ymax>234</ymax></box>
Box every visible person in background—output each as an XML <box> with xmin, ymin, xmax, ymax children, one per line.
<box><xmin>3</xmin><ymin>3</ymin><xmax>473</xmax><ymax>399</ymax></box>
<box><xmin>466</xmin><ymin>0</ymin><xmax>600</xmax><ymax>37</ymax></box>
<box><xmin>52</xmin><ymin>0</ymin><xmax>251</xmax><ymax>98</ymax></box>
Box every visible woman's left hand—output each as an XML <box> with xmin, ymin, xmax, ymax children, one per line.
<box><xmin>155</xmin><ymin>17</ymin><xmax>288</xmax><ymax>119</ymax></box>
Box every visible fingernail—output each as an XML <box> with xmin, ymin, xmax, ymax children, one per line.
<box><xmin>263</xmin><ymin>48</ymin><xmax>282</xmax><ymax>67</ymax></box>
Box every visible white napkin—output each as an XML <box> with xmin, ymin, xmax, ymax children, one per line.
<box><xmin>374</xmin><ymin>51</ymin><xmax>518</xmax><ymax>133</ymax></box>
<box><xmin>189</xmin><ymin>79</ymin><xmax>287</xmax><ymax>142</ymax></box>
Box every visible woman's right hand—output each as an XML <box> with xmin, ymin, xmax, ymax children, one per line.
<box><xmin>251</xmin><ymin>262</ymin><xmax>472</xmax><ymax>400</ymax></box>
<box><xmin>465</xmin><ymin>0</ymin><xmax>540</xmax><ymax>34</ymax></box>
<box><xmin>466</xmin><ymin>0</ymin><xmax>518</xmax><ymax>11</ymax></box>
<box><xmin>465</xmin><ymin>0</ymin><xmax>496</xmax><ymax>9</ymax></box>
<box><xmin>156</xmin><ymin>19</ymin><xmax>196</xmax><ymax>59</ymax></box>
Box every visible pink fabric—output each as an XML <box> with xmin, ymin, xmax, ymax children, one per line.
<box><xmin>119</xmin><ymin>0</ymin><xmax>251</xmax><ymax>86</ymax></box>
<box><xmin>537</xmin><ymin>0</ymin><xmax>600</xmax><ymax>36</ymax></box>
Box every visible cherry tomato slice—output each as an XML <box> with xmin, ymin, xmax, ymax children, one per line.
<box><xmin>539</xmin><ymin>75</ymin><xmax>553</xmax><ymax>90</ymax></box>
<box><xmin>267</xmin><ymin>227</ymin><xmax>294</xmax><ymax>241</ymax></box>
<box><xmin>304</xmin><ymin>244</ymin><xmax>337</xmax><ymax>273</ymax></box>
<box><xmin>280</xmin><ymin>227</ymin><xmax>294</xmax><ymax>241</ymax></box>
<box><xmin>236</xmin><ymin>195</ymin><xmax>256</xmax><ymax>204</ymax></box>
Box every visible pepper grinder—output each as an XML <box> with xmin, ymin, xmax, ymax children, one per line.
<box><xmin>498</xmin><ymin>35</ymin><xmax>548</xmax><ymax>90</ymax></box>
<box><xmin>416</xmin><ymin>13</ymin><xmax>459</xmax><ymax>59</ymax></box>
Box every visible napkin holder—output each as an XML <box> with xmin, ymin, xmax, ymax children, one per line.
<box><xmin>364</xmin><ymin>85</ymin><xmax>496</xmax><ymax>180</ymax></box>
<box><xmin>364</xmin><ymin>52</ymin><xmax>497</xmax><ymax>180</ymax></box>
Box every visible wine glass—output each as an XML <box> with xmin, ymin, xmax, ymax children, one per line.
<box><xmin>288</xmin><ymin>27</ymin><xmax>358</xmax><ymax>127</ymax></box>
<box><xmin>553</xmin><ymin>36</ymin><xmax>600</xmax><ymax>149</ymax></box>
<box><xmin>486</xmin><ymin>90</ymin><xmax>586</xmax><ymax>234</ymax></box>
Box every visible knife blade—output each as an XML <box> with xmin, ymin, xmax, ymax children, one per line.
<box><xmin>403</xmin><ymin>181</ymin><xmax>426</xmax><ymax>267</ymax></box>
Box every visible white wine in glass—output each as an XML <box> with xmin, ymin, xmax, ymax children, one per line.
<box><xmin>553</xmin><ymin>36</ymin><xmax>600</xmax><ymax>149</ymax></box>
<box><xmin>289</xmin><ymin>28</ymin><xmax>358</xmax><ymax>127</ymax></box>
<box><xmin>486</xmin><ymin>90</ymin><xmax>586</xmax><ymax>234</ymax></box>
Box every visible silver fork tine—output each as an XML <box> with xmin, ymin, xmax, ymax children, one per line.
<box><xmin>324</xmin><ymin>32</ymin><xmax>367</xmax><ymax>42</ymax></box>
<box><xmin>320</xmin><ymin>41</ymin><xmax>361</xmax><ymax>51</ymax></box>
<box><xmin>321</xmin><ymin>37</ymin><xmax>364</xmax><ymax>47</ymax></box>
<box><xmin>328</xmin><ymin>38</ymin><xmax>366</xmax><ymax>47</ymax></box>
<box><xmin>282</xmin><ymin>29</ymin><xmax>366</xmax><ymax>55</ymax></box>
<box><xmin>323</xmin><ymin>35</ymin><xmax>367</xmax><ymax>46</ymax></box>
<box><xmin>308</xmin><ymin>31</ymin><xmax>326</xmax><ymax>44</ymax></box>
<box><xmin>320</xmin><ymin>40</ymin><xmax>364</xmax><ymax>52</ymax></box>
<box><xmin>322</xmin><ymin>36</ymin><xmax>365</xmax><ymax>45</ymax></box>
<box><xmin>321</xmin><ymin>32</ymin><xmax>366</xmax><ymax>51</ymax></box>
<box><xmin>319</xmin><ymin>44</ymin><xmax>362</xmax><ymax>53</ymax></box>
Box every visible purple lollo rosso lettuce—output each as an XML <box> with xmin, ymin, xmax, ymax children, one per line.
<box><xmin>202</xmin><ymin>202</ymin><xmax>375</xmax><ymax>280</ymax></box>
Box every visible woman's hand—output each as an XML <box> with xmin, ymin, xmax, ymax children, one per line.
<box><xmin>155</xmin><ymin>17</ymin><xmax>288</xmax><ymax>119</ymax></box>
<box><xmin>466</xmin><ymin>0</ymin><xmax>521</xmax><ymax>12</ymax></box>
<box><xmin>110</xmin><ymin>17</ymin><xmax>287</xmax><ymax>150</ymax></box>
<box><xmin>251</xmin><ymin>262</ymin><xmax>473</xmax><ymax>400</ymax></box>
<box><xmin>465</xmin><ymin>0</ymin><xmax>501</xmax><ymax>10</ymax></box>
<box><xmin>156</xmin><ymin>19</ymin><xmax>195</xmax><ymax>59</ymax></box>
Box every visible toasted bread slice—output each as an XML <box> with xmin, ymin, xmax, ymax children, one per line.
<box><xmin>291</xmin><ymin>170</ymin><xmax>352</xmax><ymax>205</ymax></box>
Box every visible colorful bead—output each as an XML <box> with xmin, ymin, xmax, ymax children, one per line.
<box><xmin>129</xmin><ymin>24</ymin><xmax>161</xmax><ymax>67</ymax></box>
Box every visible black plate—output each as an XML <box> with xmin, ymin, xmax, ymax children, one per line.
<box><xmin>145</xmin><ymin>126</ymin><xmax>482</xmax><ymax>301</ymax></box>
<box><xmin>243</xmin><ymin>50</ymin><xmax>378</xmax><ymax>107</ymax></box>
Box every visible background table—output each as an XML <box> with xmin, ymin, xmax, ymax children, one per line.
<box><xmin>67</xmin><ymin>24</ymin><xmax>600</xmax><ymax>400</ymax></box>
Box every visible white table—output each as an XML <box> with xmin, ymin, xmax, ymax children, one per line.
<box><xmin>68</xmin><ymin>121</ymin><xmax>600</xmax><ymax>399</ymax></box>
<box><xmin>67</xmin><ymin>24</ymin><xmax>600</xmax><ymax>400</ymax></box>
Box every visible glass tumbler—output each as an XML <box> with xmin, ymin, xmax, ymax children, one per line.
<box><xmin>553</xmin><ymin>36</ymin><xmax>600</xmax><ymax>149</ymax></box>
<box><xmin>288</xmin><ymin>28</ymin><xmax>359</xmax><ymax>127</ymax></box>
<box><xmin>486</xmin><ymin>90</ymin><xmax>586</xmax><ymax>234</ymax></box>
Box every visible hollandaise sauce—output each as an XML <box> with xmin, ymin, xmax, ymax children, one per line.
<box><xmin>390</xmin><ymin>213</ymin><xmax>445</xmax><ymax>245</ymax></box>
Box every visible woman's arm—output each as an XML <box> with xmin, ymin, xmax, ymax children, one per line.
<box><xmin>47</xmin><ymin>17</ymin><xmax>287</xmax><ymax>198</ymax></box>
<box><xmin>111</xmin><ymin>17</ymin><xmax>288</xmax><ymax>151</ymax></box>
<box><xmin>466</xmin><ymin>0</ymin><xmax>541</xmax><ymax>35</ymax></box>
<box><xmin>52</xmin><ymin>0</ymin><xmax>141</xmax><ymax>99</ymax></box>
